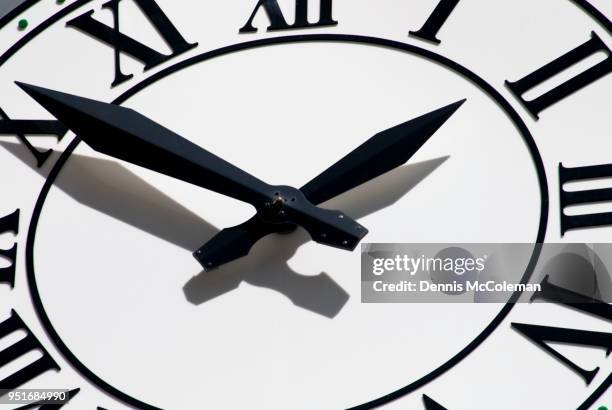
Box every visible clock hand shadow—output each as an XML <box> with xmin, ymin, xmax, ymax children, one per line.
<box><xmin>0</xmin><ymin>140</ymin><xmax>212</xmax><ymax>251</ymax></box>
<box><xmin>183</xmin><ymin>155</ymin><xmax>449</xmax><ymax>318</ymax></box>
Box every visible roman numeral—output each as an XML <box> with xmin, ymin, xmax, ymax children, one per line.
<box><xmin>506</xmin><ymin>32</ymin><xmax>612</xmax><ymax>119</ymax></box>
<box><xmin>409</xmin><ymin>0</ymin><xmax>460</xmax><ymax>44</ymax></box>
<box><xmin>239</xmin><ymin>0</ymin><xmax>337</xmax><ymax>33</ymax></box>
<box><xmin>0</xmin><ymin>209</ymin><xmax>19</xmax><ymax>289</ymax></box>
<box><xmin>0</xmin><ymin>310</ymin><xmax>61</xmax><ymax>390</ymax></box>
<box><xmin>423</xmin><ymin>394</ymin><xmax>448</xmax><ymax>409</ymax></box>
<box><xmin>559</xmin><ymin>162</ymin><xmax>612</xmax><ymax>235</ymax></box>
<box><xmin>512</xmin><ymin>276</ymin><xmax>612</xmax><ymax>385</ymax></box>
<box><xmin>66</xmin><ymin>0</ymin><xmax>198</xmax><ymax>87</ymax></box>
<box><xmin>14</xmin><ymin>388</ymin><xmax>80</xmax><ymax>409</ymax></box>
<box><xmin>0</xmin><ymin>109</ymin><xmax>67</xmax><ymax>168</ymax></box>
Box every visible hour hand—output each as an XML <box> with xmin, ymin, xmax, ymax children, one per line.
<box><xmin>194</xmin><ymin>216</ymin><xmax>280</xmax><ymax>270</ymax></box>
<box><xmin>195</xmin><ymin>100</ymin><xmax>465</xmax><ymax>270</ymax></box>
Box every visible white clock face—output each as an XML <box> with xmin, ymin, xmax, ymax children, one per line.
<box><xmin>0</xmin><ymin>1</ymin><xmax>610</xmax><ymax>410</ymax></box>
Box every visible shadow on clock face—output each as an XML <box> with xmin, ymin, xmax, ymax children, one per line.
<box><xmin>1</xmin><ymin>141</ymin><xmax>447</xmax><ymax>318</ymax></box>
<box><xmin>183</xmin><ymin>156</ymin><xmax>448</xmax><ymax>317</ymax></box>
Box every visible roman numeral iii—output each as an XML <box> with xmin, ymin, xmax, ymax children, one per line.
<box><xmin>66</xmin><ymin>0</ymin><xmax>198</xmax><ymax>87</ymax></box>
<box><xmin>559</xmin><ymin>162</ymin><xmax>612</xmax><ymax>235</ymax></box>
<box><xmin>506</xmin><ymin>32</ymin><xmax>612</xmax><ymax>119</ymax></box>
<box><xmin>240</xmin><ymin>0</ymin><xmax>337</xmax><ymax>33</ymax></box>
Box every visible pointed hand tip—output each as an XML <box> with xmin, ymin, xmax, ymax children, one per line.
<box><xmin>14</xmin><ymin>81</ymin><xmax>43</xmax><ymax>91</ymax></box>
<box><xmin>14</xmin><ymin>83</ymin><xmax>76</xmax><ymax>114</ymax></box>
<box><xmin>14</xmin><ymin>81</ymin><xmax>48</xmax><ymax>101</ymax></box>
<box><xmin>14</xmin><ymin>81</ymin><xmax>30</xmax><ymax>91</ymax></box>
<box><xmin>450</xmin><ymin>98</ymin><xmax>467</xmax><ymax>109</ymax></box>
<box><xmin>436</xmin><ymin>98</ymin><xmax>467</xmax><ymax>119</ymax></box>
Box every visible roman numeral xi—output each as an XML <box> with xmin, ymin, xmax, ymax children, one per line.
<box><xmin>67</xmin><ymin>0</ymin><xmax>198</xmax><ymax>87</ymax></box>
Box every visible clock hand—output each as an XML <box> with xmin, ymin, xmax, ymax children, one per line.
<box><xmin>300</xmin><ymin>99</ymin><xmax>466</xmax><ymax>204</ymax></box>
<box><xmin>17</xmin><ymin>82</ymin><xmax>271</xmax><ymax>204</ymax></box>
<box><xmin>195</xmin><ymin>99</ymin><xmax>465</xmax><ymax>270</ymax></box>
<box><xmin>16</xmin><ymin>82</ymin><xmax>367</xmax><ymax>252</ymax></box>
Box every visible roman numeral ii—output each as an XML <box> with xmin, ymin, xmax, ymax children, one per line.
<box><xmin>506</xmin><ymin>32</ymin><xmax>611</xmax><ymax>119</ymax></box>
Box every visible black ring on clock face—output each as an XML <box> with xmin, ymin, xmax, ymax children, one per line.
<box><xmin>25</xmin><ymin>35</ymin><xmax>549</xmax><ymax>410</ymax></box>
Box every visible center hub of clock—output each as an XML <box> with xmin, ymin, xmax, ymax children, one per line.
<box><xmin>258</xmin><ymin>186</ymin><xmax>303</xmax><ymax>225</ymax></box>
<box><xmin>270</xmin><ymin>195</ymin><xmax>287</xmax><ymax>213</ymax></box>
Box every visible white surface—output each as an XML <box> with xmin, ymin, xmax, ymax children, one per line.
<box><xmin>0</xmin><ymin>0</ymin><xmax>609</xmax><ymax>409</ymax></box>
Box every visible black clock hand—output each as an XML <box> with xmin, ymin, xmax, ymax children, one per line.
<box><xmin>17</xmin><ymin>82</ymin><xmax>271</xmax><ymax>204</ymax></box>
<box><xmin>17</xmin><ymin>82</ymin><xmax>367</xmax><ymax>251</ymax></box>
<box><xmin>300</xmin><ymin>99</ymin><xmax>466</xmax><ymax>204</ymax></box>
<box><xmin>195</xmin><ymin>99</ymin><xmax>465</xmax><ymax>270</ymax></box>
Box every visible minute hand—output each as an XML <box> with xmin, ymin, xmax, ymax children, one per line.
<box><xmin>194</xmin><ymin>99</ymin><xmax>466</xmax><ymax>270</ymax></box>
<box><xmin>17</xmin><ymin>82</ymin><xmax>367</xmax><ymax>251</ymax></box>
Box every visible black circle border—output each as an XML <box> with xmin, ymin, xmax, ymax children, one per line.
<box><xmin>25</xmin><ymin>34</ymin><xmax>551</xmax><ymax>410</ymax></box>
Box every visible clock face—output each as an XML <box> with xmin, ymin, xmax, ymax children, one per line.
<box><xmin>0</xmin><ymin>1</ymin><xmax>609</xmax><ymax>409</ymax></box>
